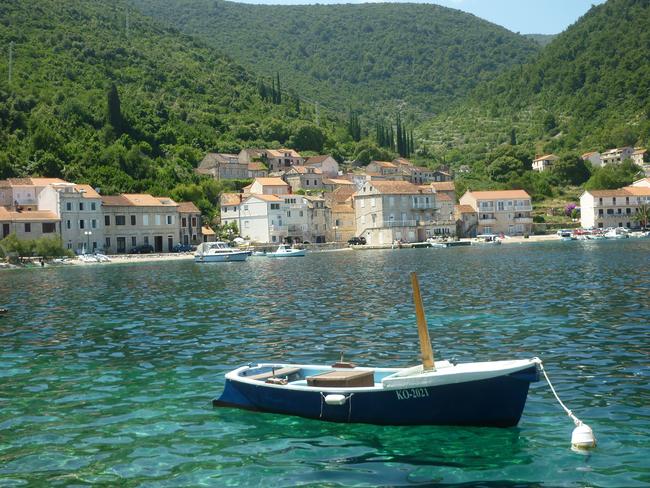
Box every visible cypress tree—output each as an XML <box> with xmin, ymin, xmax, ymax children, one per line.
<box><xmin>276</xmin><ymin>72</ymin><xmax>282</xmax><ymax>104</ymax></box>
<box><xmin>107</xmin><ymin>83</ymin><xmax>124</xmax><ymax>135</ymax></box>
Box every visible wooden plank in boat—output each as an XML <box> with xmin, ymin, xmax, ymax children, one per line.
<box><xmin>247</xmin><ymin>367</ymin><xmax>300</xmax><ymax>381</ymax></box>
<box><xmin>306</xmin><ymin>370</ymin><xmax>374</xmax><ymax>387</ymax></box>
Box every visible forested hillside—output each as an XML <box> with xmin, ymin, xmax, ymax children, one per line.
<box><xmin>130</xmin><ymin>0</ymin><xmax>540</xmax><ymax>118</ymax></box>
<box><xmin>0</xmin><ymin>0</ymin><xmax>343</xmax><ymax>207</ymax></box>
<box><xmin>420</xmin><ymin>0</ymin><xmax>650</xmax><ymax>197</ymax></box>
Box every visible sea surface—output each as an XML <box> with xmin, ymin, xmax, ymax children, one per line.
<box><xmin>1</xmin><ymin>240</ymin><xmax>649</xmax><ymax>487</ymax></box>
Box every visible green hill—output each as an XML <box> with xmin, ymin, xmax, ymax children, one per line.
<box><xmin>129</xmin><ymin>0</ymin><xmax>540</xmax><ymax>118</ymax></box>
<box><xmin>0</xmin><ymin>0</ymin><xmax>340</xmax><ymax>203</ymax></box>
<box><xmin>420</xmin><ymin>0</ymin><xmax>650</xmax><ymax>191</ymax></box>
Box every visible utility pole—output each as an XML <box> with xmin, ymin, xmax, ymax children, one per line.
<box><xmin>8</xmin><ymin>41</ymin><xmax>14</xmax><ymax>85</ymax></box>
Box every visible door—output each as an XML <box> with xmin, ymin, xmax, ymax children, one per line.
<box><xmin>117</xmin><ymin>237</ymin><xmax>126</xmax><ymax>253</ymax></box>
<box><xmin>154</xmin><ymin>236</ymin><xmax>163</xmax><ymax>252</ymax></box>
<box><xmin>167</xmin><ymin>237</ymin><xmax>173</xmax><ymax>252</ymax></box>
<box><xmin>2</xmin><ymin>223</ymin><xmax>9</xmax><ymax>238</ymax></box>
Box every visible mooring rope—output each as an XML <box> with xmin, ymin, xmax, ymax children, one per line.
<box><xmin>538</xmin><ymin>360</ymin><xmax>582</xmax><ymax>426</ymax></box>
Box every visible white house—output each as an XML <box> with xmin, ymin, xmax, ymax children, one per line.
<box><xmin>580</xmin><ymin>187</ymin><xmax>650</xmax><ymax>229</ymax></box>
<box><xmin>304</xmin><ymin>155</ymin><xmax>339</xmax><ymax>178</ymax></box>
<box><xmin>601</xmin><ymin>147</ymin><xmax>634</xmax><ymax>166</ymax></box>
<box><xmin>581</xmin><ymin>151</ymin><xmax>602</xmax><ymax>168</ymax></box>
<box><xmin>532</xmin><ymin>154</ymin><xmax>559</xmax><ymax>172</ymax></box>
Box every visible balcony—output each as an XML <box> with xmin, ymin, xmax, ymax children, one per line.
<box><xmin>514</xmin><ymin>217</ymin><xmax>533</xmax><ymax>223</ymax></box>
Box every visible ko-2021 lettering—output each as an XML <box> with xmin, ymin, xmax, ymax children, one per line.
<box><xmin>395</xmin><ymin>388</ymin><xmax>429</xmax><ymax>400</ymax></box>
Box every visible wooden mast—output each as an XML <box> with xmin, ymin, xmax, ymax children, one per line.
<box><xmin>410</xmin><ymin>272</ymin><xmax>435</xmax><ymax>371</ymax></box>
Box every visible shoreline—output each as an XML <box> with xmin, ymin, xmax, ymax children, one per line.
<box><xmin>0</xmin><ymin>234</ymin><xmax>639</xmax><ymax>269</ymax></box>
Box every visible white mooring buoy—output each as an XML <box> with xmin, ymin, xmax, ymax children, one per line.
<box><xmin>537</xmin><ymin>359</ymin><xmax>597</xmax><ymax>452</ymax></box>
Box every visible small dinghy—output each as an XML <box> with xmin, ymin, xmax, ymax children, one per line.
<box><xmin>215</xmin><ymin>273</ymin><xmax>540</xmax><ymax>427</ymax></box>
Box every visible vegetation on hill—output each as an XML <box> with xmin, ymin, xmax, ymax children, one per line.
<box><xmin>0</xmin><ymin>0</ymin><xmax>365</xmax><ymax>217</ymax></box>
<box><xmin>420</xmin><ymin>0</ymin><xmax>649</xmax><ymax>201</ymax></box>
<box><xmin>129</xmin><ymin>0</ymin><xmax>540</xmax><ymax>119</ymax></box>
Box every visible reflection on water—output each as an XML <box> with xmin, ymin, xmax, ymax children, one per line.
<box><xmin>0</xmin><ymin>239</ymin><xmax>649</xmax><ymax>486</ymax></box>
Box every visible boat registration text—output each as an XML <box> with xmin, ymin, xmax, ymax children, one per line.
<box><xmin>395</xmin><ymin>388</ymin><xmax>429</xmax><ymax>400</ymax></box>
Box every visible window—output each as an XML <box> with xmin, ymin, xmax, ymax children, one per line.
<box><xmin>42</xmin><ymin>223</ymin><xmax>56</xmax><ymax>233</ymax></box>
<box><xmin>144</xmin><ymin>236</ymin><xmax>149</xmax><ymax>245</ymax></box>
<box><xmin>371</xmin><ymin>197</ymin><xmax>376</xmax><ymax>207</ymax></box>
<box><xmin>155</xmin><ymin>215</ymin><xmax>161</xmax><ymax>225</ymax></box>
<box><xmin>79</xmin><ymin>202</ymin><xmax>84</xmax><ymax>211</ymax></box>
<box><xmin>105</xmin><ymin>237</ymin><xmax>111</xmax><ymax>248</ymax></box>
<box><xmin>244</xmin><ymin>205</ymin><xmax>248</xmax><ymax>211</ymax></box>
<box><xmin>182</xmin><ymin>217</ymin><xmax>187</xmax><ymax>227</ymax></box>
<box><xmin>131</xmin><ymin>215</ymin><xmax>136</xmax><ymax>225</ymax></box>
<box><xmin>66</xmin><ymin>202</ymin><xmax>72</xmax><ymax>211</ymax></box>
<box><xmin>116</xmin><ymin>215</ymin><xmax>126</xmax><ymax>225</ymax></box>
<box><xmin>244</xmin><ymin>221</ymin><xmax>250</xmax><ymax>228</ymax></box>
<box><xmin>131</xmin><ymin>237</ymin><xmax>137</xmax><ymax>247</ymax></box>
<box><xmin>389</xmin><ymin>197</ymin><xmax>395</xmax><ymax>207</ymax></box>
<box><xmin>105</xmin><ymin>215</ymin><xmax>110</xmax><ymax>226</ymax></box>
<box><xmin>271</xmin><ymin>203</ymin><xmax>280</xmax><ymax>210</ymax></box>
<box><xmin>79</xmin><ymin>220</ymin><xmax>85</xmax><ymax>229</ymax></box>
<box><xmin>314</xmin><ymin>180</ymin><xmax>318</xmax><ymax>186</ymax></box>
<box><xmin>91</xmin><ymin>219</ymin><xmax>97</xmax><ymax>229</ymax></box>
<box><xmin>607</xmin><ymin>209</ymin><xmax>614</xmax><ymax>215</ymax></box>
<box><xmin>66</xmin><ymin>220</ymin><xmax>71</xmax><ymax>229</ymax></box>
<box><xmin>91</xmin><ymin>202</ymin><xmax>96</xmax><ymax>211</ymax></box>
<box><xmin>287</xmin><ymin>211</ymin><xmax>291</xmax><ymax>217</ymax></box>
<box><xmin>191</xmin><ymin>217</ymin><xmax>197</xmax><ymax>227</ymax></box>
<box><xmin>484</xmin><ymin>226</ymin><xmax>492</xmax><ymax>234</ymax></box>
<box><xmin>143</xmin><ymin>215</ymin><xmax>149</xmax><ymax>226</ymax></box>
<box><xmin>497</xmin><ymin>201</ymin><xmax>505</xmax><ymax>211</ymax></box>
<box><xmin>24</xmin><ymin>223</ymin><xmax>31</xmax><ymax>232</ymax></box>
<box><xmin>613</xmin><ymin>197</ymin><xmax>617</xmax><ymax>205</ymax></box>
<box><xmin>599</xmin><ymin>198</ymin><xmax>603</xmax><ymax>205</ymax></box>
<box><xmin>299</xmin><ymin>211</ymin><xmax>303</xmax><ymax>217</ymax></box>
<box><xmin>166</xmin><ymin>215</ymin><xmax>173</xmax><ymax>225</ymax></box>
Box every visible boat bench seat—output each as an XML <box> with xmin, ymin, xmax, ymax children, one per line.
<box><xmin>247</xmin><ymin>367</ymin><xmax>301</xmax><ymax>381</ymax></box>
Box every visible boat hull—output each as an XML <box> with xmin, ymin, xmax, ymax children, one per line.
<box><xmin>214</xmin><ymin>364</ymin><xmax>538</xmax><ymax>426</ymax></box>
<box><xmin>194</xmin><ymin>252</ymin><xmax>248</xmax><ymax>262</ymax></box>
<box><xmin>265</xmin><ymin>250</ymin><xmax>306</xmax><ymax>257</ymax></box>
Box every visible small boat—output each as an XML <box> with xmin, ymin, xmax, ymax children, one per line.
<box><xmin>251</xmin><ymin>251</ymin><xmax>267</xmax><ymax>257</ymax></box>
<box><xmin>214</xmin><ymin>273</ymin><xmax>540</xmax><ymax>426</ymax></box>
<box><xmin>194</xmin><ymin>241</ymin><xmax>249</xmax><ymax>262</ymax></box>
<box><xmin>0</xmin><ymin>308</ymin><xmax>7</xmax><ymax>315</ymax></box>
<box><xmin>604</xmin><ymin>228</ymin><xmax>629</xmax><ymax>239</ymax></box>
<box><xmin>265</xmin><ymin>244</ymin><xmax>306</xmax><ymax>257</ymax></box>
<box><xmin>78</xmin><ymin>253</ymin><xmax>99</xmax><ymax>263</ymax></box>
<box><xmin>94</xmin><ymin>253</ymin><xmax>111</xmax><ymax>262</ymax></box>
<box><xmin>471</xmin><ymin>234</ymin><xmax>502</xmax><ymax>245</ymax></box>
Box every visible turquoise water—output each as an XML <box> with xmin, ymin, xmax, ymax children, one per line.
<box><xmin>1</xmin><ymin>240</ymin><xmax>649</xmax><ymax>487</ymax></box>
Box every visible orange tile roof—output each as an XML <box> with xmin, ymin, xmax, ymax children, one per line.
<box><xmin>221</xmin><ymin>193</ymin><xmax>242</xmax><ymax>206</ymax></box>
<box><xmin>0</xmin><ymin>209</ymin><xmax>60</xmax><ymax>222</ymax></box>
<box><xmin>465</xmin><ymin>190</ymin><xmax>531</xmax><ymax>200</ymax></box>
<box><xmin>431</xmin><ymin>181</ymin><xmax>455</xmax><ymax>192</ymax></box>
<box><xmin>288</xmin><ymin>166</ymin><xmax>322</xmax><ymax>175</ymax></box>
<box><xmin>366</xmin><ymin>180</ymin><xmax>426</xmax><ymax>195</ymax></box>
<box><xmin>248</xmin><ymin>162</ymin><xmax>267</xmax><ymax>171</ymax></box>
<box><xmin>581</xmin><ymin>151</ymin><xmax>599</xmax><ymax>158</ymax></box>
<box><xmin>332</xmin><ymin>203</ymin><xmax>354</xmax><ymax>213</ymax></box>
<box><xmin>622</xmin><ymin>186</ymin><xmax>650</xmax><ymax>196</ymax></box>
<box><xmin>323</xmin><ymin>178</ymin><xmax>353</xmax><ymax>186</ymax></box>
<box><xmin>372</xmin><ymin>161</ymin><xmax>397</xmax><ymax>168</ymax></box>
<box><xmin>584</xmin><ymin>189</ymin><xmax>631</xmax><ymax>197</ymax></box>
<box><xmin>455</xmin><ymin>204</ymin><xmax>476</xmax><ymax>214</ymax></box>
<box><xmin>632</xmin><ymin>148</ymin><xmax>647</xmax><ymax>155</ymax></box>
<box><xmin>201</xmin><ymin>226</ymin><xmax>216</xmax><ymax>235</ymax></box>
<box><xmin>29</xmin><ymin>177</ymin><xmax>68</xmax><ymax>186</ymax></box>
<box><xmin>177</xmin><ymin>201</ymin><xmax>200</xmax><ymax>213</ymax></box>
<box><xmin>249</xmin><ymin>194</ymin><xmax>282</xmax><ymax>202</ymax></box>
<box><xmin>74</xmin><ymin>184</ymin><xmax>101</xmax><ymax>199</ymax></box>
<box><xmin>436</xmin><ymin>193</ymin><xmax>453</xmax><ymax>201</ymax></box>
<box><xmin>253</xmin><ymin>177</ymin><xmax>289</xmax><ymax>186</ymax></box>
<box><xmin>266</xmin><ymin>148</ymin><xmax>301</xmax><ymax>158</ymax></box>
<box><xmin>101</xmin><ymin>195</ymin><xmax>131</xmax><ymax>206</ymax></box>
<box><xmin>533</xmin><ymin>154</ymin><xmax>559</xmax><ymax>162</ymax></box>
<box><xmin>305</xmin><ymin>155</ymin><xmax>332</xmax><ymax>164</ymax></box>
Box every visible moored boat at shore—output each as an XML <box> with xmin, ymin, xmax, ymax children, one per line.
<box><xmin>265</xmin><ymin>244</ymin><xmax>306</xmax><ymax>257</ymax></box>
<box><xmin>194</xmin><ymin>241</ymin><xmax>249</xmax><ymax>262</ymax></box>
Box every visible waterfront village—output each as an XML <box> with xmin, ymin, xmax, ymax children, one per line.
<box><xmin>1</xmin><ymin>146</ymin><xmax>649</xmax><ymax>261</ymax></box>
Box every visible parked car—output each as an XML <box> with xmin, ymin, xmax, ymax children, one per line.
<box><xmin>129</xmin><ymin>244</ymin><xmax>154</xmax><ymax>254</ymax></box>
<box><xmin>347</xmin><ymin>236</ymin><xmax>367</xmax><ymax>245</ymax></box>
<box><xmin>172</xmin><ymin>244</ymin><xmax>195</xmax><ymax>253</ymax></box>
